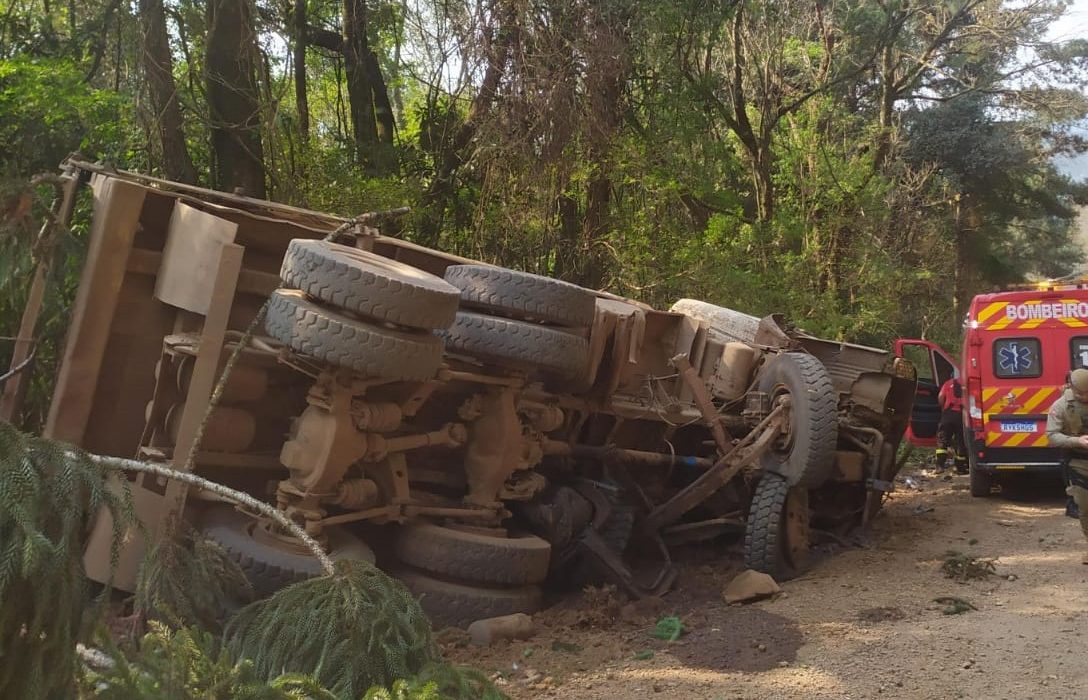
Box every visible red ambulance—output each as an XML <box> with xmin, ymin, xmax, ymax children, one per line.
<box><xmin>898</xmin><ymin>282</ymin><xmax>1088</xmax><ymax>496</ymax></box>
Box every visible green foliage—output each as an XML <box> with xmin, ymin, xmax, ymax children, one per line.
<box><xmin>0</xmin><ymin>56</ymin><xmax>126</xmax><ymax>173</ymax></box>
<box><xmin>0</xmin><ymin>182</ymin><xmax>95</xmax><ymax>430</ymax></box>
<box><xmin>223</xmin><ymin>560</ymin><xmax>438</xmax><ymax>699</ymax></box>
<box><xmin>135</xmin><ymin>524</ymin><xmax>253</xmax><ymax>632</ymax></box>
<box><xmin>1</xmin><ymin>0</ymin><xmax>1087</xmax><ymax>409</ymax></box>
<box><xmin>0</xmin><ymin>419</ymin><xmax>133</xmax><ymax>699</ymax></box>
<box><xmin>650</xmin><ymin>616</ymin><xmax>684</xmax><ymax>642</ymax></box>
<box><xmin>941</xmin><ymin>551</ymin><xmax>997</xmax><ymax>582</ymax></box>
<box><xmin>85</xmin><ymin>622</ymin><xmax>498</xmax><ymax>700</ymax></box>
<box><xmin>84</xmin><ymin>622</ymin><xmax>329</xmax><ymax>700</ymax></box>
<box><xmin>407</xmin><ymin>662</ymin><xmax>506</xmax><ymax>700</ymax></box>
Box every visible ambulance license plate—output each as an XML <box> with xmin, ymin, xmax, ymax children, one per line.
<box><xmin>999</xmin><ymin>422</ymin><xmax>1037</xmax><ymax>433</ymax></box>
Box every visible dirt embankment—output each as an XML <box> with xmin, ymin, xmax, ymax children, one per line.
<box><xmin>444</xmin><ymin>468</ymin><xmax>1088</xmax><ymax>699</ymax></box>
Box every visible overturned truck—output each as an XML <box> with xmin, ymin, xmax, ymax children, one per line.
<box><xmin>25</xmin><ymin>161</ymin><xmax>917</xmax><ymax>628</ymax></box>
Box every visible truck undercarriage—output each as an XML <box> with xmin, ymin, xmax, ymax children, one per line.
<box><xmin>19</xmin><ymin>160</ymin><xmax>917</xmax><ymax>628</ymax></box>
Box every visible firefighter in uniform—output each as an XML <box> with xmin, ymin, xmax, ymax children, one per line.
<box><xmin>1045</xmin><ymin>368</ymin><xmax>1088</xmax><ymax>565</ymax></box>
<box><xmin>936</xmin><ymin>377</ymin><xmax>968</xmax><ymax>473</ymax></box>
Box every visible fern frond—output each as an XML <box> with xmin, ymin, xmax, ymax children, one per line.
<box><xmin>223</xmin><ymin>560</ymin><xmax>438</xmax><ymax>699</ymax></box>
<box><xmin>86</xmin><ymin>622</ymin><xmax>316</xmax><ymax>700</ymax></box>
<box><xmin>134</xmin><ymin>522</ymin><xmax>253</xmax><ymax>632</ymax></box>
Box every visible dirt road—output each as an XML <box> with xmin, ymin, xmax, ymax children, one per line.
<box><xmin>444</xmin><ymin>466</ymin><xmax>1088</xmax><ymax>699</ymax></box>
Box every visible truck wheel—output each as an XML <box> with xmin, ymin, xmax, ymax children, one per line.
<box><xmin>444</xmin><ymin>310</ymin><xmax>589</xmax><ymax>380</ymax></box>
<box><xmin>394</xmin><ymin>522</ymin><xmax>551</xmax><ymax>585</ymax></box>
<box><xmin>968</xmin><ymin>450</ymin><xmax>992</xmax><ymax>497</ymax></box>
<box><xmin>265</xmin><ymin>289</ymin><xmax>444</xmax><ymax>381</ymax></box>
<box><xmin>444</xmin><ymin>264</ymin><xmax>597</xmax><ymax>328</ymax></box>
<box><xmin>393</xmin><ymin>568</ymin><xmax>543</xmax><ymax>629</ymax></box>
<box><xmin>758</xmin><ymin>352</ymin><xmax>838</xmax><ymax>487</ymax></box>
<box><xmin>280</xmin><ymin>239</ymin><xmax>461</xmax><ymax>331</ymax></box>
<box><xmin>669</xmin><ymin>299</ymin><xmax>760</xmax><ymax>344</ymax></box>
<box><xmin>200</xmin><ymin>505</ymin><xmax>375</xmax><ymax>598</ymax></box>
<box><xmin>744</xmin><ymin>473</ymin><xmax>810</xmax><ymax>581</ymax></box>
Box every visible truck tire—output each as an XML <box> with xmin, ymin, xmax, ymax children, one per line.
<box><xmin>394</xmin><ymin>569</ymin><xmax>543</xmax><ymax>629</ymax></box>
<box><xmin>394</xmin><ymin>522</ymin><xmax>551</xmax><ymax>585</ymax></box>
<box><xmin>743</xmin><ymin>473</ymin><xmax>810</xmax><ymax>581</ymax></box>
<box><xmin>280</xmin><ymin>239</ymin><xmax>460</xmax><ymax>331</ymax></box>
<box><xmin>199</xmin><ymin>505</ymin><xmax>375</xmax><ymax>598</ymax></box>
<box><xmin>444</xmin><ymin>264</ymin><xmax>597</xmax><ymax>328</ymax></box>
<box><xmin>669</xmin><ymin>299</ymin><xmax>760</xmax><ymax>344</ymax></box>
<box><xmin>758</xmin><ymin>352</ymin><xmax>838</xmax><ymax>487</ymax></box>
<box><xmin>444</xmin><ymin>310</ymin><xmax>589</xmax><ymax>380</ymax></box>
<box><xmin>968</xmin><ymin>450</ymin><xmax>993</xmax><ymax>497</ymax></box>
<box><xmin>265</xmin><ymin>289</ymin><xmax>444</xmax><ymax>381</ymax></box>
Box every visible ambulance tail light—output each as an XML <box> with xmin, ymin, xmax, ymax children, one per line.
<box><xmin>967</xmin><ymin>392</ymin><xmax>983</xmax><ymax>430</ymax></box>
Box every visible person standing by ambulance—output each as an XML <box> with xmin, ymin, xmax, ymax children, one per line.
<box><xmin>1045</xmin><ymin>368</ymin><xmax>1088</xmax><ymax>565</ymax></box>
<box><xmin>935</xmin><ymin>376</ymin><xmax>968</xmax><ymax>473</ymax></box>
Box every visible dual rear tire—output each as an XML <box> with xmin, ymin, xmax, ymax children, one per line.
<box><xmin>266</xmin><ymin>242</ymin><xmax>598</xmax><ymax>384</ymax></box>
<box><xmin>265</xmin><ymin>239</ymin><xmax>460</xmax><ymax>380</ymax></box>
<box><xmin>393</xmin><ymin>522</ymin><xmax>551</xmax><ymax>629</ymax></box>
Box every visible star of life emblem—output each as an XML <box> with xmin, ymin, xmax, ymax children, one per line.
<box><xmin>998</xmin><ymin>343</ymin><xmax>1032</xmax><ymax>374</ymax></box>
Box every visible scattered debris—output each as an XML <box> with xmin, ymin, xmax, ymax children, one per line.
<box><xmin>941</xmin><ymin>550</ymin><xmax>997</xmax><ymax>582</ymax></box>
<box><xmin>619</xmin><ymin>595</ymin><xmax>665</xmax><ymax>622</ymax></box>
<box><xmin>904</xmin><ymin>476</ymin><xmax>921</xmax><ymax>490</ymax></box>
<box><xmin>574</xmin><ymin>585</ymin><xmax>623</xmax><ymax>627</ymax></box>
<box><xmin>912</xmin><ymin>505</ymin><xmax>936</xmax><ymax>515</ymax></box>
<box><xmin>723</xmin><ymin>569</ymin><xmax>781</xmax><ymax>604</ymax></box>
<box><xmin>857</xmin><ymin>606</ymin><xmax>907</xmax><ymax>623</ymax></box>
<box><xmin>467</xmin><ymin>613</ymin><xmax>535</xmax><ymax>647</ymax></box>
<box><xmin>933</xmin><ymin>596</ymin><xmax>977</xmax><ymax>615</ymax></box>
<box><xmin>651</xmin><ymin>616</ymin><xmax>685</xmax><ymax>641</ymax></box>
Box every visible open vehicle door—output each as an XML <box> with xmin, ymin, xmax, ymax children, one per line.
<box><xmin>895</xmin><ymin>339</ymin><xmax>958</xmax><ymax>447</ymax></box>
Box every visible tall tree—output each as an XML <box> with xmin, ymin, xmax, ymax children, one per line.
<box><xmin>677</xmin><ymin>0</ymin><xmax>856</xmax><ymax>224</ymax></box>
<box><xmin>205</xmin><ymin>0</ymin><xmax>265</xmax><ymax>197</ymax></box>
<box><xmin>138</xmin><ymin>0</ymin><xmax>198</xmax><ymax>184</ymax></box>
<box><xmin>341</xmin><ymin>0</ymin><xmax>395</xmax><ymax>174</ymax></box>
<box><xmin>293</xmin><ymin>0</ymin><xmax>309</xmax><ymax>140</ymax></box>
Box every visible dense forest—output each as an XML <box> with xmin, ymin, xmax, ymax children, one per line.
<box><xmin>3</xmin><ymin>0</ymin><xmax>1088</xmax><ymax>367</ymax></box>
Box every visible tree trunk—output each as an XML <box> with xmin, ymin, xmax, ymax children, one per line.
<box><xmin>872</xmin><ymin>44</ymin><xmax>897</xmax><ymax>171</ymax></box>
<box><xmin>363</xmin><ymin>51</ymin><xmax>394</xmax><ymax>146</ymax></box>
<box><xmin>554</xmin><ymin>192</ymin><xmax>580</xmax><ymax>281</ymax></box>
<box><xmin>205</xmin><ymin>0</ymin><xmax>265</xmax><ymax>198</ymax></box>
<box><xmin>365</xmin><ymin>48</ymin><xmax>397</xmax><ymax>175</ymax></box>
<box><xmin>753</xmin><ymin>143</ymin><xmax>774</xmax><ymax>223</ymax></box>
<box><xmin>139</xmin><ymin>0</ymin><xmax>198</xmax><ymax>184</ymax></box>
<box><xmin>953</xmin><ymin>191</ymin><xmax>981</xmax><ymax>321</ymax></box>
<box><xmin>578</xmin><ymin>172</ymin><xmax>611</xmax><ymax>289</ymax></box>
<box><xmin>293</xmin><ymin>0</ymin><xmax>309</xmax><ymax>140</ymax></box>
<box><xmin>342</xmin><ymin>0</ymin><xmax>378</xmax><ymax>169</ymax></box>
